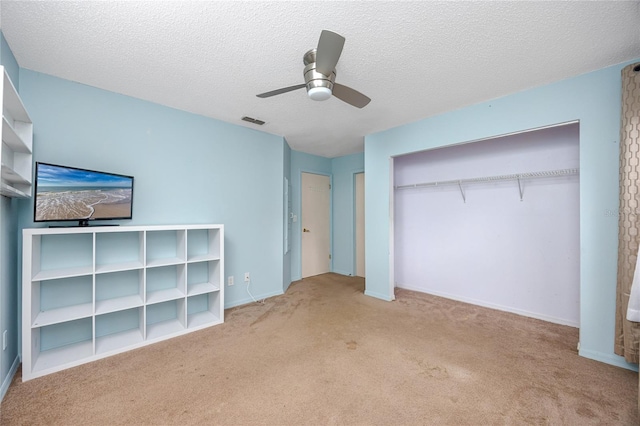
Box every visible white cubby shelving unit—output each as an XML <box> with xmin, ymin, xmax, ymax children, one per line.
<box><xmin>22</xmin><ymin>224</ymin><xmax>224</xmax><ymax>381</ymax></box>
<box><xmin>1</xmin><ymin>66</ymin><xmax>33</xmax><ymax>198</ymax></box>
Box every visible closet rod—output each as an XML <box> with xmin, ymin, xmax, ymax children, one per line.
<box><xmin>394</xmin><ymin>168</ymin><xmax>579</xmax><ymax>191</ymax></box>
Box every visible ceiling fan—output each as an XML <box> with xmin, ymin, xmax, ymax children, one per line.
<box><xmin>256</xmin><ymin>30</ymin><xmax>371</xmax><ymax>108</ymax></box>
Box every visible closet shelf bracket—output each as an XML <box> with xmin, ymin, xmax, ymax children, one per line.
<box><xmin>458</xmin><ymin>180</ymin><xmax>466</xmax><ymax>203</ymax></box>
<box><xmin>517</xmin><ymin>175</ymin><xmax>524</xmax><ymax>201</ymax></box>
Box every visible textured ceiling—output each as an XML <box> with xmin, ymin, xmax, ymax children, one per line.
<box><xmin>2</xmin><ymin>1</ymin><xmax>640</xmax><ymax>158</ymax></box>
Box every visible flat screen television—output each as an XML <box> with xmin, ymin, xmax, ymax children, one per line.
<box><xmin>34</xmin><ymin>162</ymin><xmax>134</xmax><ymax>227</ymax></box>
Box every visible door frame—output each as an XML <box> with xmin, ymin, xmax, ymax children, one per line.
<box><xmin>298</xmin><ymin>170</ymin><xmax>333</xmax><ymax>278</ymax></box>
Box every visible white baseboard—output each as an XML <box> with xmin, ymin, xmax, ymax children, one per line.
<box><xmin>396</xmin><ymin>283</ymin><xmax>579</xmax><ymax>328</ymax></box>
<box><xmin>579</xmin><ymin>348</ymin><xmax>639</xmax><ymax>371</ymax></box>
<box><xmin>224</xmin><ymin>290</ymin><xmax>284</xmax><ymax>310</ymax></box>
<box><xmin>364</xmin><ymin>289</ymin><xmax>394</xmax><ymax>301</ymax></box>
<box><xmin>0</xmin><ymin>355</ymin><xmax>19</xmax><ymax>402</ymax></box>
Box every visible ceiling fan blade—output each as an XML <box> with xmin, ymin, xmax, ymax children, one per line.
<box><xmin>333</xmin><ymin>83</ymin><xmax>371</xmax><ymax>108</ymax></box>
<box><xmin>256</xmin><ymin>84</ymin><xmax>306</xmax><ymax>98</ymax></box>
<box><xmin>316</xmin><ymin>30</ymin><xmax>345</xmax><ymax>76</ymax></box>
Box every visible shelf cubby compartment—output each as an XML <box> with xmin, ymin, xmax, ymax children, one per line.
<box><xmin>187</xmin><ymin>292</ymin><xmax>222</xmax><ymax>329</ymax></box>
<box><xmin>187</xmin><ymin>260</ymin><xmax>220</xmax><ymax>296</ymax></box>
<box><xmin>3</xmin><ymin>71</ymin><xmax>32</xmax><ymax>135</ymax></box>
<box><xmin>146</xmin><ymin>264</ymin><xmax>186</xmax><ymax>304</ymax></box>
<box><xmin>146</xmin><ymin>299</ymin><xmax>186</xmax><ymax>341</ymax></box>
<box><xmin>95</xmin><ymin>308</ymin><xmax>144</xmax><ymax>355</ymax></box>
<box><xmin>1</xmin><ymin>181</ymin><xmax>27</xmax><ymax>198</ymax></box>
<box><xmin>2</xmin><ymin>136</ymin><xmax>31</xmax><ymax>188</ymax></box>
<box><xmin>31</xmin><ymin>233</ymin><xmax>93</xmax><ymax>280</ymax></box>
<box><xmin>95</xmin><ymin>231</ymin><xmax>144</xmax><ymax>273</ymax></box>
<box><xmin>31</xmin><ymin>275</ymin><xmax>93</xmax><ymax>327</ymax></box>
<box><xmin>31</xmin><ymin>317</ymin><xmax>93</xmax><ymax>374</ymax></box>
<box><xmin>146</xmin><ymin>229</ymin><xmax>186</xmax><ymax>267</ymax></box>
<box><xmin>2</xmin><ymin>116</ymin><xmax>31</xmax><ymax>152</ymax></box>
<box><xmin>1</xmin><ymin>68</ymin><xmax>33</xmax><ymax>198</ymax></box>
<box><xmin>187</xmin><ymin>228</ymin><xmax>221</xmax><ymax>262</ymax></box>
<box><xmin>95</xmin><ymin>269</ymin><xmax>144</xmax><ymax>315</ymax></box>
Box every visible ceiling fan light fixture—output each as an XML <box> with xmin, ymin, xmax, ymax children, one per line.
<box><xmin>308</xmin><ymin>86</ymin><xmax>332</xmax><ymax>101</ymax></box>
<box><xmin>255</xmin><ymin>31</ymin><xmax>371</xmax><ymax>108</ymax></box>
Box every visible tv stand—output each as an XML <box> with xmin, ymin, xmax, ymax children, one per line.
<box><xmin>48</xmin><ymin>222</ymin><xmax>120</xmax><ymax>228</ymax></box>
<box><xmin>22</xmin><ymin>224</ymin><xmax>224</xmax><ymax>381</ymax></box>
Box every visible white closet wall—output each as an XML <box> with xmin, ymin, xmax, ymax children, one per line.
<box><xmin>393</xmin><ymin>123</ymin><xmax>580</xmax><ymax>326</ymax></box>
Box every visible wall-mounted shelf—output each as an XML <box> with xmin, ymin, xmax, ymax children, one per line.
<box><xmin>394</xmin><ymin>168</ymin><xmax>579</xmax><ymax>202</ymax></box>
<box><xmin>1</xmin><ymin>66</ymin><xmax>33</xmax><ymax>198</ymax></box>
<box><xmin>22</xmin><ymin>224</ymin><xmax>224</xmax><ymax>381</ymax></box>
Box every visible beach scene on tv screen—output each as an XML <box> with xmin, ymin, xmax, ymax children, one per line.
<box><xmin>35</xmin><ymin>164</ymin><xmax>133</xmax><ymax>222</ymax></box>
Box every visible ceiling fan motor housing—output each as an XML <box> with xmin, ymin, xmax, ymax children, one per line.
<box><xmin>303</xmin><ymin>49</ymin><xmax>335</xmax><ymax>101</ymax></box>
<box><xmin>256</xmin><ymin>33</ymin><xmax>370</xmax><ymax>108</ymax></box>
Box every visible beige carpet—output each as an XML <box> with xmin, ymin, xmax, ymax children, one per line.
<box><xmin>0</xmin><ymin>273</ymin><xmax>637</xmax><ymax>425</ymax></box>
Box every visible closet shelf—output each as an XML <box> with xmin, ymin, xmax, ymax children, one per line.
<box><xmin>395</xmin><ymin>168</ymin><xmax>579</xmax><ymax>202</ymax></box>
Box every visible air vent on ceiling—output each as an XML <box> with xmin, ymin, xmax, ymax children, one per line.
<box><xmin>241</xmin><ymin>116</ymin><xmax>265</xmax><ymax>126</ymax></box>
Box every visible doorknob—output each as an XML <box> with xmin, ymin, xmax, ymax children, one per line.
<box><xmin>303</xmin><ymin>228</ymin><xmax>310</xmax><ymax>232</ymax></box>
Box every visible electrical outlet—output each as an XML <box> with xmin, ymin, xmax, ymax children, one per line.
<box><xmin>228</xmin><ymin>276</ymin><xmax>234</xmax><ymax>286</ymax></box>
<box><xmin>244</xmin><ymin>272</ymin><xmax>250</xmax><ymax>282</ymax></box>
<box><xmin>3</xmin><ymin>330</ymin><xmax>7</xmax><ymax>350</ymax></box>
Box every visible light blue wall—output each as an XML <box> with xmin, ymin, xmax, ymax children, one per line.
<box><xmin>16</xmin><ymin>69</ymin><xmax>287</xmax><ymax>309</ymax></box>
<box><xmin>283</xmin><ymin>140</ymin><xmax>292</xmax><ymax>291</ymax></box>
<box><xmin>331</xmin><ymin>152</ymin><xmax>364</xmax><ymax>276</ymax></box>
<box><xmin>365</xmin><ymin>59</ymin><xmax>640</xmax><ymax>370</ymax></box>
<box><xmin>0</xmin><ymin>31</ymin><xmax>21</xmax><ymax>400</ymax></box>
<box><xmin>289</xmin><ymin>150</ymin><xmax>331</xmax><ymax>281</ymax></box>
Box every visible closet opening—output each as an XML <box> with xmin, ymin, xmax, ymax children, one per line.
<box><xmin>392</xmin><ymin>122</ymin><xmax>580</xmax><ymax>327</ymax></box>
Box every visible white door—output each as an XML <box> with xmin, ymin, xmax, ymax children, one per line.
<box><xmin>301</xmin><ymin>172</ymin><xmax>331</xmax><ymax>278</ymax></box>
<box><xmin>355</xmin><ymin>172</ymin><xmax>365</xmax><ymax>277</ymax></box>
